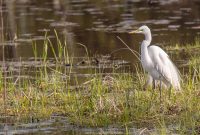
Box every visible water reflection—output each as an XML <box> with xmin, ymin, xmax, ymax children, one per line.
<box><xmin>0</xmin><ymin>115</ymin><xmax>161</xmax><ymax>135</ymax></box>
<box><xmin>1</xmin><ymin>0</ymin><xmax>200</xmax><ymax>61</ymax></box>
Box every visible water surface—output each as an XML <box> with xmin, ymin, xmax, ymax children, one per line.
<box><xmin>1</xmin><ymin>0</ymin><xmax>200</xmax><ymax>62</ymax></box>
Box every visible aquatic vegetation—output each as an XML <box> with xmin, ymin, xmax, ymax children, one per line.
<box><xmin>165</xmin><ymin>37</ymin><xmax>200</xmax><ymax>50</ymax></box>
<box><xmin>0</xmin><ymin>34</ymin><xmax>200</xmax><ymax>134</ymax></box>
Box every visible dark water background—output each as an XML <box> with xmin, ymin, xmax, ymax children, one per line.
<box><xmin>1</xmin><ymin>0</ymin><xmax>200</xmax><ymax>63</ymax></box>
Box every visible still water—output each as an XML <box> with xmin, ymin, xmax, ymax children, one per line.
<box><xmin>1</xmin><ymin>0</ymin><xmax>200</xmax><ymax>62</ymax></box>
<box><xmin>1</xmin><ymin>0</ymin><xmax>200</xmax><ymax>134</ymax></box>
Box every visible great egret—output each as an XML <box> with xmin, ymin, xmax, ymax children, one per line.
<box><xmin>129</xmin><ymin>25</ymin><xmax>181</xmax><ymax>91</ymax></box>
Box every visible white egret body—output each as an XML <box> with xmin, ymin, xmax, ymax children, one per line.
<box><xmin>129</xmin><ymin>26</ymin><xmax>181</xmax><ymax>90</ymax></box>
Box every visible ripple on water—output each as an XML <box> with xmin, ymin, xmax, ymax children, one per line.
<box><xmin>15</xmin><ymin>38</ymin><xmax>32</xmax><ymax>43</ymax></box>
<box><xmin>0</xmin><ymin>42</ymin><xmax>19</xmax><ymax>46</ymax></box>
<box><xmin>19</xmin><ymin>12</ymin><xmax>34</xmax><ymax>16</ymax></box>
<box><xmin>153</xmin><ymin>19</ymin><xmax>171</xmax><ymax>25</ymax></box>
<box><xmin>66</xmin><ymin>11</ymin><xmax>85</xmax><ymax>16</ymax></box>
<box><xmin>30</xmin><ymin>7</ymin><xmax>53</xmax><ymax>12</ymax></box>
<box><xmin>71</xmin><ymin>0</ymin><xmax>89</xmax><ymax>4</ymax></box>
<box><xmin>35</xmin><ymin>17</ymin><xmax>45</xmax><ymax>21</ymax></box>
<box><xmin>0</xmin><ymin>116</ymin><xmax>179</xmax><ymax>135</ymax></box>
<box><xmin>37</xmin><ymin>29</ymin><xmax>51</xmax><ymax>32</ymax></box>
<box><xmin>32</xmin><ymin>35</ymin><xmax>54</xmax><ymax>41</ymax></box>
<box><xmin>168</xmin><ymin>25</ymin><xmax>180</xmax><ymax>31</ymax></box>
<box><xmin>84</xmin><ymin>8</ymin><xmax>104</xmax><ymax>15</ymax></box>
<box><xmin>191</xmin><ymin>26</ymin><xmax>200</xmax><ymax>30</ymax></box>
<box><xmin>21</xmin><ymin>33</ymin><xmax>34</xmax><ymax>37</ymax></box>
<box><xmin>184</xmin><ymin>22</ymin><xmax>196</xmax><ymax>25</ymax></box>
<box><xmin>168</xmin><ymin>16</ymin><xmax>182</xmax><ymax>20</ymax></box>
<box><xmin>50</xmin><ymin>21</ymin><xmax>79</xmax><ymax>27</ymax></box>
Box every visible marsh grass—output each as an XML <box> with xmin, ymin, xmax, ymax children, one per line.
<box><xmin>0</xmin><ymin>33</ymin><xmax>200</xmax><ymax>134</ymax></box>
<box><xmin>165</xmin><ymin>37</ymin><xmax>200</xmax><ymax>51</ymax></box>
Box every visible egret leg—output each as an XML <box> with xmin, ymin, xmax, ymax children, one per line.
<box><xmin>152</xmin><ymin>79</ymin><xmax>156</xmax><ymax>90</ymax></box>
<box><xmin>159</xmin><ymin>80</ymin><xmax>162</xmax><ymax>103</ymax></box>
<box><xmin>168</xmin><ymin>84</ymin><xmax>172</xmax><ymax>99</ymax></box>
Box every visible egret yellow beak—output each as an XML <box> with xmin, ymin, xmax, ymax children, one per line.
<box><xmin>129</xmin><ymin>29</ymin><xmax>140</xmax><ymax>34</ymax></box>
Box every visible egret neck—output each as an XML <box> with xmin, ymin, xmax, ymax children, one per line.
<box><xmin>144</xmin><ymin>29</ymin><xmax>152</xmax><ymax>44</ymax></box>
<box><xmin>141</xmin><ymin>30</ymin><xmax>152</xmax><ymax>70</ymax></box>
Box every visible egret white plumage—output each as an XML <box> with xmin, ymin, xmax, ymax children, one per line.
<box><xmin>129</xmin><ymin>25</ymin><xmax>181</xmax><ymax>91</ymax></box>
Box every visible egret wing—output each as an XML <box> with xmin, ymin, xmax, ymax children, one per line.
<box><xmin>148</xmin><ymin>45</ymin><xmax>181</xmax><ymax>89</ymax></box>
<box><xmin>148</xmin><ymin>46</ymin><xmax>171</xmax><ymax>80</ymax></box>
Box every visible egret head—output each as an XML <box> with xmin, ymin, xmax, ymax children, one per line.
<box><xmin>129</xmin><ymin>25</ymin><xmax>151</xmax><ymax>35</ymax></box>
<box><xmin>129</xmin><ymin>25</ymin><xmax>152</xmax><ymax>42</ymax></box>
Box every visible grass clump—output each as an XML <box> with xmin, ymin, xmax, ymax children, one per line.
<box><xmin>0</xmin><ymin>33</ymin><xmax>200</xmax><ymax>134</ymax></box>
<box><xmin>1</xmin><ymin>65</ymin><xmax>200</xmax><ymax>134</ymax></box>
